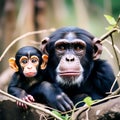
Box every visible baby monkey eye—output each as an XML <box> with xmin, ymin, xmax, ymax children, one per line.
<box><xmin>31</xmin><ymin>59</ymin><xmax>37</xmax><ymax>63</ymax></box>
<box><xmin>31</xmin><ymin>56</ymin><xmax>39</xmax><ymax>63</ymax></box>
<box><xmin>22</xmin><ymin>59</ymin><xmax>28</xmax><ymax>64</ymax></box>
<box><xmin>20</xmin><ymin>56</ymin><xmax>28</xmax><ymax>64</ymax></box>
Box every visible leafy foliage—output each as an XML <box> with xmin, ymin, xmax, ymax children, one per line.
<box><xmin>83</xmin><ymin>96</ymin><xmax>95</xmax><ymax>107</ymax></box>
<box><xmin>104</xmin><ymin>15</ymin><xmax>117</xmax><ymax>31</ymax></box>
<box><xmin>52</xmin><ymin>110</ymin><xmax>70</xmax><ymax>120</ymax></box>
<box><xmin>104</xmin><ymin>15</ymin><xmax>117</xmax><ymax>25</ymax></box>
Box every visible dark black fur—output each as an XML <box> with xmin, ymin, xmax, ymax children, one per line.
<box><xmin>40</xmin><ymin>26</ymin><xmax>118</xmax><ymax>111</ymax></box>
<box><xmin>8</xmin><ymin>46</ymin><xmax>44</xmax><ymax>99</ymax></box>
<box><xmin>8</xmin><ymin>46</ymin><xmax>73</xmax><ymax>111</ymax></box>
<box><xmin>8</xmin><ymin>27</ymin><xmax>119</xmax><ymax>112</ymax></box>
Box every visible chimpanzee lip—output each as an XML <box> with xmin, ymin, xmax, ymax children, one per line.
<box><xmin>59</xmin><ymin>71</ymin><xmax>80</xmax><ymax>76</ymax></box>
<box><xmin>25</xmin><ymin>72</ymin><xmax>36</xmax><ymax>77</ymax></box>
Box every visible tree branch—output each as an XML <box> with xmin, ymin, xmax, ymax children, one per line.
<box><xmin>0</xmin><ymin>89</ymin><xmax>62</xmax><ymax>120</ymax></box>
<box><xmin>100</xmin><ymin>28</ymin><xmax>119</xmax><ymax>41</ymax></box>
<box><xmin>0</xmin><ymin>28</ymin><xmax>55</xmax><ymax>62</ymax></box>
<box><xmin>72</xmin><ymin>96</ymin><xmax>120</xmax><ymax>120</ymax></box>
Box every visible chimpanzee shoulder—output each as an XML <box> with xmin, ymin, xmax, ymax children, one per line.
<box><xmin>93</xmin><ymin>59</ymin><xmax>115</xmax><ymax>78</ymax></box>
<box><xmin>90</xmin><ymin>59</ymin><xmax>118</xmax><ymax>92</ymax></box>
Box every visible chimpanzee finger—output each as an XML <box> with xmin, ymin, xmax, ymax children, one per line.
<box><xmin>56</xmin><ymin>94</ymin><xmax>73</xmax><ymax>111</ymax></box>
<box><xmin>21</xmin><ymin>98</ymin><xmax>28</xmax><ymax>109</ymax></box>
<box><xmin>16</xmin><ymin>101</ymin><xmax>27</xmax><ymax>109</ymax></box>
<box><xmin>59</xmin><ymin>100</ymin><xmax>72</xmax><ymax>111</ymax></box>
<box><xmin>27</xmin><ymin>95</ymin><xmax>35</xmax><ymax>102</ymax></box>
<box><xmin>16</xmin><ymin>101</ymin><xmax>23</xmax><ymax>107</ymax></box>
<box><xmin>62</xmin><ymin>93</ymin><xmax>74</xmax><ymax>108</ymax></box>
<box><xmin>16</xmin><ymin>101</ymin><xmax>21</xmax><ymax>106</ymax></box>
<box><xmin>56</xmin><ymin>103</ymin><xmax>66</xmax><ymax>112</ymax></box>
<box><xmin>21</xmin><ymin>103</ymin><xmax>28</xmax><ymax>109</ymax></box>
<box><xmin>24</xmin><ymin>96</ymin><xmax>32</xmax><ymax>103</ymax></box>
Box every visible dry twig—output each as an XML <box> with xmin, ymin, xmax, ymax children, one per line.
<box><xmin>0</xmin><ymin>28</ymin><xmax>55</xmax><ymax>62</ymax></box>
<box><xmin>0</xmin><ymin>89</ymin><xmax>63</xmax><ymax>120</ymax></box>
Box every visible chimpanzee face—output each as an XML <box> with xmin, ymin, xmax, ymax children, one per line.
<box><xmin>15</xmin><ymin>46</ymin><xmax>42</xmax><ymax>77</ymax></box>
<box><xmin>54</xmin><ymin>33</ymin><xmax>86</xmax><ymax>85</ymax></box>
<box><xmin>40</xmin><ymin>26</ymin><xmax>102</xmax><ymax>86</ymax></box>
<box><xmin>19</xmin><ymin>55</ymin><xmax>39</xmax><ymax>77</ymax></box>
<box><xmin>9</xmin><ymin>46</ymin><xmax>48</xmax><ymax>78</ymax></box>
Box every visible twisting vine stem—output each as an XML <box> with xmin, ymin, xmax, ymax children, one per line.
<box><xmin>110</xmin><ymin>71</ymin><xmax>120</xmax><ymax>94</ymax></box>
<box><xmin>0</xmin><ymin>28</ymin><xmax>55</xmax><ymax>62</ymax></box>
<box><xmin>110</xmin><ymin>34</ymin><xmax>120</xmax><ymax>70</ymax></box>
<box><xmin>100</xmin><ymin>28</ymin><xmax>119</xmax><ymax>41</ymax></box>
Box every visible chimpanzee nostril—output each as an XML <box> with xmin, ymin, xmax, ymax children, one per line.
<box><xmin>66</xmin><ymin>57</ymin><xmax>75</xmax><ymax>62</ymax></box>
<box><xmin>66</xmin><ymin>57</ymin><xmax>69</xmax><ymax>61</ymax></box>
<box><xmin>70</xmin><ymin>58</ymin><xmax>74</xmax><ymax>61</ymax></box>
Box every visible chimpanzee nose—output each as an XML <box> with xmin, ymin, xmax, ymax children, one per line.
<box><xmin>65</xmin><ymin>55</ymin><xmax>75</xmax><ymax>62</ymax></box>
<box><xmin>27</xmin><ymin>61</ymin><xmax>33</xmax><ymax>69</ymax></box>
<box><xmin>27</xmin><ymin>66</ymin><xmax>32</xmax><ymax>69</ymax></box>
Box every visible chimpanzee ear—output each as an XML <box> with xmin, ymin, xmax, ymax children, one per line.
<box><xmin>40</xmin><ymin>37</ymin><xmax>49</xmax><ymax>55</ymax></box>
<box><xmin>41</xmin><ymin>54</ymin><xmax>48</xmax><ymax>70</ymax></box>
<box><xmin>8</xmin><ymin>57</ymin><xmax>19</xmax><ymax>72</ymax></box>
<box><xmin>93</xmin><ymin>38</ymin><xmax>102</xmax><ymax>60</ymax></box>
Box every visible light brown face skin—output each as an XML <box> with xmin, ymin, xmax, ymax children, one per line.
<box><xmin>57</xmin><ymin>54</ymin><xmax>82</xmax><ymax>76</ymax></box>
<box><xmin>20</xmin><ymin>55</ymin><xmax>39</xmax><ymax>77</ymax></box>
<box><xmin>54</xmin><ymin>35</ymin><xmax>86</xmax><ymax>85</ymax></box>
<box><xmin>56</xmin><ymin>54</ymin><xmax>84</xmax><ymax>85</ymax></box>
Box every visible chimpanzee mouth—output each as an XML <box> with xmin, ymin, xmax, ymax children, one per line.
<box><xmin>59</xmin><ymin>71</ymin><xmax>80</xmax><ymax>76</ymax></box>
<box><xmin>56</xmin><ymin>71</ymin><xmax>83</xmax><ymax>85</ymax></box>
<box><xmin>25</xmin><ymin>72</ymin><xmax>37</xmax><ymax>77</ymax></box>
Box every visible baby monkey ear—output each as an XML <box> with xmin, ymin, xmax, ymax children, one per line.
<box><xmin>8</xmin><ymin>57</ymin><xmax>19</xmax><ymax>72</ymax></box>
<box><xmin>41</xmin><ymin>54</ymin><xmax>48</xmax><ymax>70</ymax></box>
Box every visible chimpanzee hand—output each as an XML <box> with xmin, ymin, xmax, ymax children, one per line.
<box><xmin>17</xmin><ymin>94</ymin><xmax>35</xmax><ymax>109</ymax></box>
<box><xmin>40</xmin><ymin>81</ymin><xmax>74</xmax><ymax>112</ymax></box>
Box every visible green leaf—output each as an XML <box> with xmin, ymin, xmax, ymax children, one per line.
<box><xmin>64</xmin><ymin>114</ymin><xmax>70</xmax><ymax>120</ymax></box>
<box><xmin>105</xmin><ymin>26</ymin><xmax>114</xmax><ymax>31</ymax></box>
<box><xmin>83</xmin><ymin>96</ymin><xmax>94</xmax><ymax>107</ymax></box>
<box><xmin>52</xmin><ymin>110</ymin><xmax>70</xmax><ymax>120</ymax></box>
<box><xmin>104</xmin><ymin>15</ymin><xmax>117</xmax><ymax>25</ymax></box>
<box><xmin>52</xmin><ymin>110</ymin><xmax>62</xmax><ymax>118</ymax></box>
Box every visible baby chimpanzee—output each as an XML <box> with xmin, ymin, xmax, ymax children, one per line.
<box><xmin>8</xmin><ymin>46</ymin><xmax>48</xmax><ymax>108</ymax></box>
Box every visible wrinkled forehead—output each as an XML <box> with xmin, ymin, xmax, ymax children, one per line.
<box><xmin>54</xmin><ymin>32</ymin><xmax>92</xmax><ymax>45</ymax></box>
<box><xmin>65</xmin><ymin>32</ymin><xmax>92</xmax><ymax>41</ymax></box>
<box><xmin>63</xmin><ymin>32</ymin><xmax>76</xmax><ymax>40</ymax></box>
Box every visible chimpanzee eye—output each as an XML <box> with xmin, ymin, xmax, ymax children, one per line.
<box><xmin>56</xmin><ymin>44</ymin><xmax>66</xmax><ymax>51</ymax></box>
<box><xmin>31</xmin><ymin>59</ymin><xmax>37</xmax><ymax>63</ymax></box>
<box><xmin>74</xmin><ymin>44</ymin><xmax>84</xmax><ymax>51</ymax></box>
<box><xmin>73</xmin><ymin>42</ymin><xmax>86</xmax><ymax>52</ymax></box>
<box><xmin>31</xmin><ymin>56</ymin><xmax>39</xmax><ymax>63</ymax></box>
<box><xmin>58</xmin><ymin>45</ymin><xmax>65</xmax><ymax>50</ymax></box>
<box><xmin>22</xmin><ymin>59</ymin><xmax>28</xmax><ymax>64</ymax></box>
<box><xmin>20</xmin><ymin>56</ymin><xmax>28</xmax><ymax>64</ymax></box>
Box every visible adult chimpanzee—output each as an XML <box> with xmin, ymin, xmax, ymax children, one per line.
<box><xmin>8</xmin><ymin>46</ymin><xmax>48</xmax><ymax>109</ymax></box>
<box><xmin>39</xmin><ymin>26</ymin><xmax>119</xmax><ymax>111</ymax></box>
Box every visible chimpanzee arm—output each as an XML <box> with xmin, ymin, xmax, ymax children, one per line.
<box><xmin>8</xmin><ymin>72</ymin><xmax>27</xmax><ymax>98</ymax></box>
<box><xmin>92</xmin><ymin>60</ymin><xmax>119</xmax><ymax>95</ymax></box>
<box><xmin>30</xmin><ymin>81</ymin><xmax>74</xmax><ymax>112</ymax></box>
